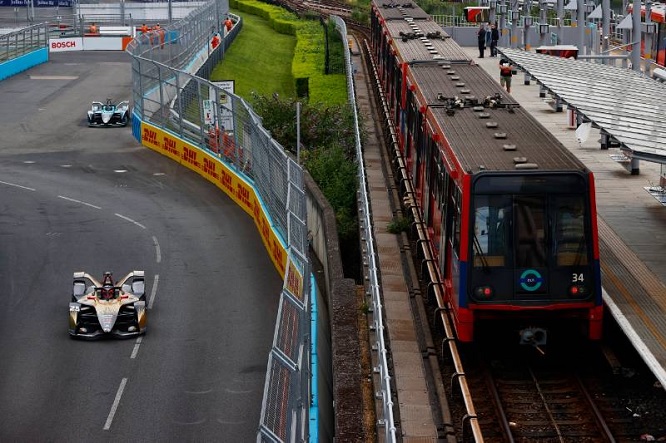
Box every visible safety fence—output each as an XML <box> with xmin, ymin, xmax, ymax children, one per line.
<box><xmin>330</xmin><ymin>15</ymin><xmax>397</xmax><ymax>442</ymax></box>
<box><xmin>126</xmin><ymin>0</ymin><xmax>311</xmax><ymax>441</ymax></box>
<box><xmin>0</xmin><ymin>22</ymin><xmax>47</xmax><ymax>61</ymax></box>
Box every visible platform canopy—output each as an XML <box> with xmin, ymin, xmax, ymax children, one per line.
<box><xmin>499</xmin><ymin>47</ymin><xmax>666</xmax><ymax>164</ymax></box>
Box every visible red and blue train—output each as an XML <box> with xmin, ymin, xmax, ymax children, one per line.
<box><xmin>370</xmin><ymin>0</ymin><xmax>603</xmax><ymax>344</ymax></box>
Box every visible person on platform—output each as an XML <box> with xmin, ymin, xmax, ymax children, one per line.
<box><xmin>88</xmin><ymin>22</ymin><xmax>98</xmax><ymax>34</ymax></box>
<box><xmin>477</xmin><ymin>23</ymin><xmax>487</xmax><ymax>58</ymax></box>
<box><xmin>499</xmin><ymin>58</ymin><xmax>513</xmax><ymax>93</ymax></box>
<box><xmin>490</xmin><ymin>22</ymin><xmax>499</xmax><ymax>57</ymax></box>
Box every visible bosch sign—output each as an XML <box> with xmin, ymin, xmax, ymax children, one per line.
<box><xmin>49</xmin><ymin>38</ymin><xmax>82</xmax><ymax>52</ymax></box>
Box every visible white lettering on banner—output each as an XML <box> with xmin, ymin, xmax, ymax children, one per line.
<box><xmin>48</xmin><ymin>38</ymin><xmax>82</xmax><ymax>52</ymax></box>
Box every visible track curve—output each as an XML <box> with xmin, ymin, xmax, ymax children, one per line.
<box><xmin>0</xmin><ymin>51</ymin><xmax>282</xmax><ymax>441</ymax></box>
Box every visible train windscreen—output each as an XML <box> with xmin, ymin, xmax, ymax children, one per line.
<box><xmin>472</xmin><ymin>174</ymin><xmax>589</xmax><ymax>270</ymax></box>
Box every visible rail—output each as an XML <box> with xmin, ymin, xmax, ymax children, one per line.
<box><xmin>332</xmin><ymin>16</ymin><xmax>398</xmax><ymax>441</ymax></box>
<box><xmin>0</xmin><ymin>23</ymin><xmax>47</xmax><ymax>62</ymax></box>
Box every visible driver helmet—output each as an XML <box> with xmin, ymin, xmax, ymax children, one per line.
<box><xmin>102</xmin><ymin>286</ymin><xmax>114</xmax><ymax>300</ymax></box>
<box><xmin>101</xmin><ymin>272</ymin><xmax>114</xmax><ymax>299</ymax></box>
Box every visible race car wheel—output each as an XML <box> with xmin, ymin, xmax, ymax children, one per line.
<box><xmin>120</xmin><ymin>115</ymin><xmax>128</xmax><ymax>126</ymax></box>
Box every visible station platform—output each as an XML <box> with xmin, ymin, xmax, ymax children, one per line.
<box><xmin>464</xmin><ymin>46</ymin><xmax>666</xmax><ymax>390</ymax></box>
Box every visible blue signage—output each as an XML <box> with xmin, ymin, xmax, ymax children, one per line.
<box><xmin>519</xmin><ymin>269</ymin><xmax>544</xmax><ymax>292</ymax></box>
<box><xmin>0</xmin><ymin>0</ymin><xmax>72</xmax><ymax>7</ymax></box>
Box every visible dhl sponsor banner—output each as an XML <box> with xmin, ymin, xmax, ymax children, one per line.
<box><xmin>140</xmin><ymin>121</ymin><xmax>287</xmax><ymax>277</ymax></box>
<box><xmin>284</xmin><ymin>259</ymin><xmax>304</xmax><ymax>302</ymax></box>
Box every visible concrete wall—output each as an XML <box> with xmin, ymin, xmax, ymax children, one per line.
<box><xmin>304</xmin><ymin>171</ymin><xmax>365</xmax><ymax>441</ymax></box>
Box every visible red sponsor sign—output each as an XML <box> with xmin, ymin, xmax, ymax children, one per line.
<box><xmin>49</xmin><ymin>38</ymin><xmax>82</xmax><ymax>52</ymax></box>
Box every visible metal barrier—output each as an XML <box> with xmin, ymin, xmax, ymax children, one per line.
<box><xmin>331</xmin><ymin>15</ymin><xmax>397</xmax><ymax>442</ymax></box>
<box><xmin>126</xmin><ymin>1</ymin><xmax>311</xmax><ymax>441</ymax></box>
<box><xmin>0</xmin><ymin>22</ymin><xmax>47</xmax><ymax>62</ymax></box>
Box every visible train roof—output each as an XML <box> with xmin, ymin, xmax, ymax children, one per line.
<box><xmin>371</xmin><ymin>0</ymin><xmax>588</xmax><ymax>174</ymax></box>
<box><xmin>411</xmin><ymin>64</ymin><xmax>588</xmax><ymax>173</ymax></box>
<box><xmin>373</xmin><ymin>0</ymin><xmax>431</xmax><ymax>20</ymax></box>
<box><xmin>385</xmin><ymin>20</ymin><xmax>471</xmax><ymax>63</ymax></box>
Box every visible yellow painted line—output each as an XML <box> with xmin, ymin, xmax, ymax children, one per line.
<box><xmin>601</xmin><ymin>261</ymin><xmax>666</xmax><ymax>350</ymax></box>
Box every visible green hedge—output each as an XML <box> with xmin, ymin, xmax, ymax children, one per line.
<box><xmin>231</xmin><ymin>0</ymin><xmax>347</xmax><ymax>105</ymax></box>
<box><xmin>230</xmin><ymin>0</ymin><xmax>299</xmax><ymax>35</ymax></box>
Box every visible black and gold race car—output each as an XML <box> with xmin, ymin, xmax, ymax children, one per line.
<box><xmin>69</xmin><ymin>271</ymin><xmax>147</xmax><ymax>339</ymax></box>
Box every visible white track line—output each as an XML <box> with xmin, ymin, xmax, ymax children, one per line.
<box><xmin>130</xmin><ymin>337</ymin><xmax>143</xmax><ymax>359</ymax></box>
<box><xmin>58</xmin><ymin>195</ymin><xmax>102</xmax><ymax>209</ymax></box>
<box><xmin>0</xmin><ymin>180</ymin><xmax>36</xmax><ymax>191</ymax></box>
<box><xmin>103</xmin><ymin>378</ymin><xmax>128</xmax><ymax>430</ymax></box>
<box><xmin>115</xmin><ymin>213</ymin><xmax>146</xmax><ymax>229</ymax></box>
<box><xmin>153</xmin><ymin>236</ymin><xmax>161</xmax><ymax>263</ymax></box>
<box><xmin>148</xmin><ymin>274</ymin><xmax>159</xmax><ymax>310</ymax></box>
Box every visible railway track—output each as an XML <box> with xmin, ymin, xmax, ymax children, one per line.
<box><xmin>483</xmin><ymin>357</ymin><xmax>614</xmax><ymax>441</ymax></box>
<box><xmin>456</xmin><ymin>333</ymin><xmax>666</xmax><ymax>442</ymax></box>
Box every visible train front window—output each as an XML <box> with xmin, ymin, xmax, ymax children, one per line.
<box><xmin>514</xmin><ymin>196</ymin><xmax>547</xmax><ymax>268</ymax></box>
<box><xmin>473</xmin><ymin>195</ymin><xmax>510</xmax><ymax>267</ymax></box>
<box><xmin>553</xmin><ymin>195</ymin><xmax>588</xmax><ymax>266</ymax></box>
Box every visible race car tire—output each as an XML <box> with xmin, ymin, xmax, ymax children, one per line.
<box><xmin>120</xmin><ymin>115</ymin><xmax>128</xmax><ymax>127</ymax></box>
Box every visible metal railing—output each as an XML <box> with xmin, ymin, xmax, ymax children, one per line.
<box><xmin>0</xmin><ymin>23</ymin><xmax>47</xmax><ymax>62</ymax></box>
<box><xmin>331</xmin><ymin>15</ymin><xmax>397</xmax><ymax>442</ymax></box>
<box><xmin>126</xmin><ymin>1</ymin><xmax>311</xmax><ymax>441</ymax></box>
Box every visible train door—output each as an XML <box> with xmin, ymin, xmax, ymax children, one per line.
<box><xmin>437</xmin><ymin>168</ymin><xmax>450</xmax><ymax>269</ymax></box>
<box><xmin>422</xmin><ymin>133</ymin><xmax>436</xmax><ymax>230</ymax></box>
<box><xmin>393</xmin><ymin>63</ymin><xmax>403</xmax><ymax>150</ymax></box>
<box><xmin>404</xmin><ymin>86</ymin><xmax>418</xmax><ymax>182</ymax></box>
<box><xmin>410</xmin><ymin>103</ymin><xmax>428</xmax><ymax>205</ymax></box>
<box><xmin>439</xmin><ymin>175</ymin><xmax>461</xmax><ymax>304</ymax></box>
<box><xmin>385</xmin><ymin>50</ymin><xmax>396</xmax><ymax>115</ymax></box>
<box><xmin>450</xmin><ymin>186</ymin><xmax>462</xmax><ymax>301</ymax></box>
<box><xmin>415</xmin><ymin>114</ymin><xmax>429</xmax><ymax>209</ymax></box>
<box><xmin>426</xmin><ymin>138</ymin><xmax>441</xmax><ymax>244</ymax></box>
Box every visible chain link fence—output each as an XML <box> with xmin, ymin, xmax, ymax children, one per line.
<box><xmin>126</xmin><ymin>1</ymin><xmax>311</xmax><ymax>440</ymax></box>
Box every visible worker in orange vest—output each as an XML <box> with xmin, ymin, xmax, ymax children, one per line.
<box><xmin>211</xmin><ymin>32</ymin><xmax>221</xmax><ymax>50</ymax></box>
<box><xmin>153</xmin><ymin>23</ymin><xmax>165</xmax><ymax>49</ymax></box>
<box><xmin>140</xmin><ymin>23</ymin><xmax>148</xmax><ymax>34</ymax></box>
<box><xmin>89</xmin><ymin>22</ymin><xmax>98</xmax><ymax>34</ymax></box>
<box><xmin>224</xmin><ymin>17</ymin><xmax>233</xmax><ymax>34</ymax></box>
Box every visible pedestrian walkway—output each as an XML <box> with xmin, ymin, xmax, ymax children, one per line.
<box><xmin>352</xmin><ymin>37</ymin><xmax>448</xmax><ymax>441</ymax></box>
<box><xmin>465</xmin><ymin>46</ymin><xmax>666</xmax><ymax>389</ymax></box>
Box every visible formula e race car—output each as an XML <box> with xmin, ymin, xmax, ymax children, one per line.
<box><xmin>87</xmin><ymin>99</ymin><xmax>130</xmax><ymax>127</ymax></box>
<box><xmin>69</xmin><ymin>271</ymin><xmax>147</xmax><ymax>339</ymax></box>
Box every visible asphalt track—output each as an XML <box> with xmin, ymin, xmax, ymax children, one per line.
<box><xmin>0</xmin><ymin>51</ymin><xmax>282</xmax><ymax>441</ymax></box>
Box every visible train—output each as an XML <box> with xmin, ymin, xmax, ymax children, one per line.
<box><xmin>370</xmin><ymin>0</ymin><xmax>603</xmax><ymax>344</ymax></box>
<box><xmin>629</xmin><ymin>1</ymin><xmax>666</xmax><ymax>66</ymax></box>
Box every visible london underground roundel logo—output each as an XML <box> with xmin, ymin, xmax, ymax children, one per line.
<box><xmin>519</xmin><ymin>269</ymin><xmax>543</xmax><ymax>291</ymax></box>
